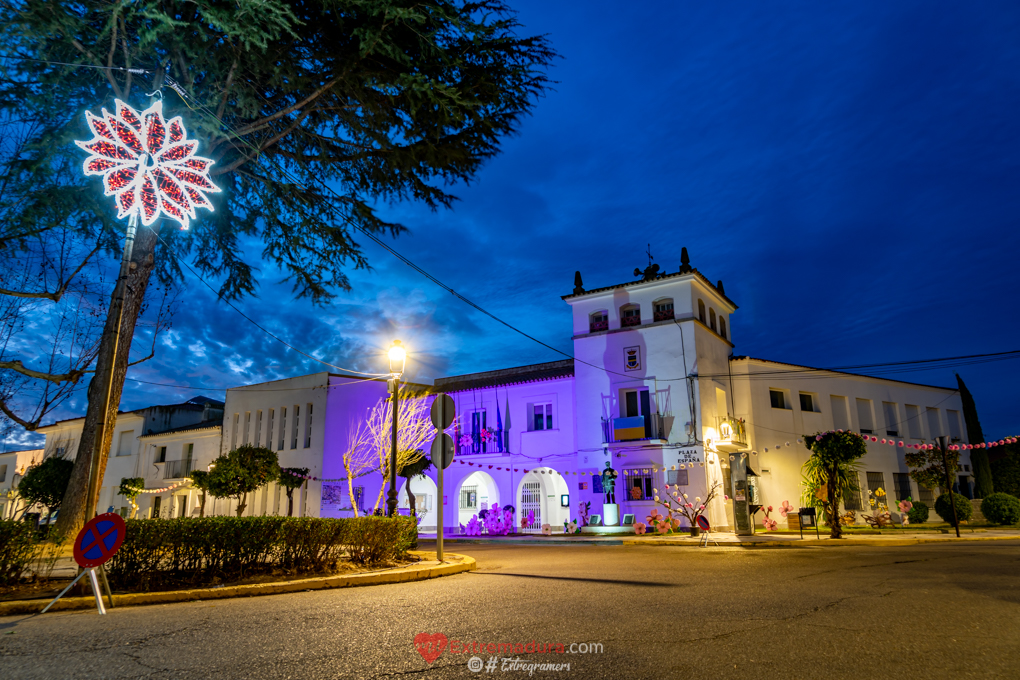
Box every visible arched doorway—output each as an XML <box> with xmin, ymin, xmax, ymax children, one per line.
<box><xmin>456</xmin><ymin>471</ymin><xmax>500</xmax><ymax>526</ymax></box>
<box><xmin>516</xmin><ymin>467</ymin><xmax>570</xmax><ymax>533</ymax></box>
<box><xmin>397</xmin><ymin>475</ymin><xmax>439</xmax><ymax>531</ymax></box>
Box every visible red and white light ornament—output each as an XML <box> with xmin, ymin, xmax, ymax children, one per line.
<box><xmin>76</xmin><ymin>99</ymin><xmax>219</xmax><ymax>230</ymax></box>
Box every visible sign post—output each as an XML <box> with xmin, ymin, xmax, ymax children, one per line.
<box><xmin>43</xmin><ymin>513</ymin><xmax>126</xmax><ymax>615</ymax></box>
<box><xmin>430</xmin><ymin>394</ymin><xmax>455</xmax><ymax>563</ymax></box>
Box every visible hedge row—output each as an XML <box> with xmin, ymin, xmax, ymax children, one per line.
<box><xmin>106</xmin><ymin>516</ymin><xmax>417</xmax><ymax>590</ymax></box>
<box><xmin>0</xmin><ymin>520</ymin><xmax>36</xmax><ymax>586</ymax></box>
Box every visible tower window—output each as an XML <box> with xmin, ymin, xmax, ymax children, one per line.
<box><xmin>620</xmin><ymin>304</ymin><xmax>641</xmax><ymax>327</ymax></box>
<box><xmin>698</xmin><ymin>299</ymin><xmax>706</xmax><ymax>323</ymax></box>
<box><xmin>718</xmin><ymin>318</ymin><xmax>727</xmax><ymax>339</ymax></box>
<box><xmin>589</xmin><ymin>310</ymin><xmax>609</xmax><ymax>333</ymax></box>
<box><xmin>653</xmin><ymin>298</ymin><xmax>674</xmax><ymax>322</ymax></box>
<box><xmin>709</xmin><ymin>308</ymin><xmax>717</xmax><ymax>331</ymax></box>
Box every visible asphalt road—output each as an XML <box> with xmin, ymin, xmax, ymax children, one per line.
<box><xmin>1</xmin><ymin>541</ymin><xmax>1018</xmax><ymax>680</ymax></box>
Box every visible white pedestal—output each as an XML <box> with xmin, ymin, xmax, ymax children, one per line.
<box><xmin>603</xmin><ymin>503</ymin><xmax>620</xmax><ymax>526</ymax></box>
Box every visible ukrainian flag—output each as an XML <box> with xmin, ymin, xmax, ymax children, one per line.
<box><xmin>613</xmin><ymin>416</ymin><xmax>645</xmax><ymax>441</ymax></box>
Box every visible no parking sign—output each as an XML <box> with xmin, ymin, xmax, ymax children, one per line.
<box><xmin>74</xmin><ymin>513</ymin><xmax>126</xmax><ymax>568</ymax></box>
<box><xmin>43</xmin><ymin>513</ymin><xmax>125</xmax><ymax>615</ymax></box>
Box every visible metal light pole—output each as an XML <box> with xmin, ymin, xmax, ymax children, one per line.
<box><xmin>937</xmin><ymin>435</ymin><xmax>961</xmax><ymax>538</ymax></box>
<box><xmin>386</xmin><ymin>340</ymin><xmax>406</xmax><ymax>517</ymax></box>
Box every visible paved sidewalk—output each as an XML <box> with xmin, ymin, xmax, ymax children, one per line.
<box><xmin>419</xmin><ymin>528</ymin><xmax>1020</xmax><ymax>547</ymax></box>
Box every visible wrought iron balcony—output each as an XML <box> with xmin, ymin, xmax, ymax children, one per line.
<box><xmin>620</xmin><ymin>314</ymin><xmax>641</xmax><ymax>328</ymax></box>
<box><xmin>164</xmin><ymin>459</ymin><xmax>194</xmax><ymax>479</ymax></box>
<box><xmin>589</xmin><ymin>319</ymin><xmax>609</xmax><ymax>333</ymax></box>
<box><xmin>716</xmin><ymin>416</ymin><xmax>747</xmax><ymax>449</ymax></box>
<box><xmin>602</xmin><ymin>413</ymin><xmax>670</xmax><ymax>443</ymax></box>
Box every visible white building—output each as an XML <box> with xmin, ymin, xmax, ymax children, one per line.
<box><xmin>0</xmin><ymin>448</ymin><xmax>43</xmax><ymax>519</ymax></box>
<box><xmin>38</xmin><ymin>249</ymin><xmax>972</xmax><ymax>532</ymax></box>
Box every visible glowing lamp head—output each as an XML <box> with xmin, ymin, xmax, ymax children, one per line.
<box><xmin>388</xmin><ymin>340</ymin><xmax>406</xmax><ymax>375</ymax></box>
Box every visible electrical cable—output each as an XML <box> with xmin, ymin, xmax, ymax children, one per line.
<box><xmin>0</xmin><ymin>53</ymin><xmax>152</xmax><ymax>73</ymax></box>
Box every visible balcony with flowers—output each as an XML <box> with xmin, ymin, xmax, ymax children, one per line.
<box><xmin>715</xmin><ymin>416</ymin><xmax>747</xmax><ymax>452</ymax></box>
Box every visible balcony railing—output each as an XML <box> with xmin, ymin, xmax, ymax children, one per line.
<box><xmin>653</xmin><ymin>309</ymin><xmax>675</xmax><ymax>322</ymax></box>
<box><xmin>620</xmin><ymin>314</ymin><xmax>641</xmax><ymax>328</ymax></box>
<box><xmin>602</xmin><ymin>413</ymin><xmax>669</xmax><ymax>443</ymax></box>
<box><xmin>716</xmin><ymin>416</ymin><xmax>747</xmax><ymax>446</ymax></box>
<box><xmin>589</xmin><ymin>319</ymin><xmax>609</xmax><ymax>333</ymax></box>
<box><xmin>164</xmin><ymin>459</ymin><xmax>194</xmax><ymax>479</ymax></box>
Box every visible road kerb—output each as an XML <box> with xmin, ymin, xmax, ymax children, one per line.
<box><xmin>0</xmin><ymin>551</ymin><xmax>474</xmax><ymax>617</ymax></box>
<box><xmin>621</xmin><ymin>534</ymin><xmax>1020</xmax><ymax>548</ymax></box>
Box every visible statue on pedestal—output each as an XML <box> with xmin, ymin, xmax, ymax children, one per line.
<box><xmin>601</xmin><ymin>461</ymin><xmax>618</xmax><ymax>504</ymax></box>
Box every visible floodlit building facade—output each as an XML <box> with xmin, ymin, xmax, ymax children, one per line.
<box><xmin>37</xmin><ymin>250</ymin><xmax>973</xmax><ymax>531</ymax></box>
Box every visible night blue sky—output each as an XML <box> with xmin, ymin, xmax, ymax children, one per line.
<box><xmin>17</xmin><ymin>1</ymin><xmax>1020</xmax><ymax>446</ymax></box>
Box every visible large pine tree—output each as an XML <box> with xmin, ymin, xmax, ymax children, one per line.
<box><xmin>0</xmin><ymin>0</ymin><xmax>555</xmax><ymax>534</ymax></box>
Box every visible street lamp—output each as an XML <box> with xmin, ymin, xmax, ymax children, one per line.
<box><xmin>386</xmin><ymin>340</ymin><xmax>406</xmax><ymax>517</ymax></box>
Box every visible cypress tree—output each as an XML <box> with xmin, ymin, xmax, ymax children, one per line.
<box><xmin>957</xmin><ymin>374</ymin><xmax>992</xmax><ymax>498</ymax></box>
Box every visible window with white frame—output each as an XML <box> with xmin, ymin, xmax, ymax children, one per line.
<box><xmin>769</xmin><ymin>389</ymin><xmax>789</xmax><ymax>410</ymax></box>
<box><xmin>883</xmin><ymin>402</ymin><xmax>899</xmax><ymax>436</ymax></box>
<box><xmin>589</xmin><ymin>310</ymin><xmax>609</xmax><ymax>333</ymax></box>
<box><xmin>243</xmin><ymin>412</ymin><xmax>251</xmax><ymax>445</ymax></box>
<box><xmin>627</xmin><ymin>472</ymin><xmax>655</xmax><ymax>501</ymax></box>
<box><xmin>925</xmin><ymin>407</ymin><xmax>941</xmax><ymax>439</ymax></box>
<box><xmin>305</xmin><ymin>403</ymin><xmax>313</xmax><ymax>448</ymax></box>
<box><xmin>620</xmin><ymin>303</ymin><xmax>641</xmax><ymax>327</ymax></box>
<box><xmin>116</xmin><ymin>430</ymin><xmax>134</xmax><ymax>457</ymax></box>
<box><xmin>231</xmin><ymin>413</ymin><xmax>239</xmax><ymax>449</ymax></box>
<box><xmin>906</xmin><ymin>405</ymin><xmax>922</xmax><ymax>438</ymax></box>
<box><xmin>279</xmin><ymin>407</ymin><xmax>287</xmax><ymax>450</ymax></box>
<box><xmin>947</xmin><ymin>410</ymin><xmax>962</xmax><ymax>441</ymax></box>
<box><xmin>653</xmin><ymin>298</ymin><xmax>674</xmax><ymax>322</ymax></box>
<box><xmin>460</xmin><ymin>488</ymin><xmax>478</xmax><ymax>509</ymax></box>
<box><xmin>830</xmin><ymin>395</ymin><xmax>849</xmax><ymax>430</ymax></box>
<box><xmin>531</xmin><ymin>403</ymin><xmax>553</xmax><ymax>431</ymax></box>
<box><xmin>292</xmin><ymin>405</ymin><xmax>300</xmax><ymax>449</ymax></box>
<box><xmin>156</xmin><ymin>446</ymin><xmax>167</xmax><ymax>463</ymax></box>
<box><xmin>255</xmin><ymin>410</ymin><xmax>263</xmax><ymax>446</ymax></box>
<box><xmin>471</xmin><ymin>410</ymin><xmax>487</xmax><ymax>453</ymax></box>
<box><xmin>856</xmin><ymin>398</ymin><xmax>874</xmax><ymax>434</ymax></box>
<box><xmin>267</xmin><ymin>409</ymin><xmax>275</xmax><ymax>449</ymax></box>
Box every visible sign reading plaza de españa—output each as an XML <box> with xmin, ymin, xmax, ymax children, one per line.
<box><xmin>677</xmin><ymin>446</ymin><xmax>705</xmax><ymax>466</ymax></box>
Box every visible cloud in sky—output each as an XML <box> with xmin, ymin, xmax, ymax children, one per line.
<box><xmin>10</xmin><ymin>0</ymin><xmax>1020</xmax><ymax>448</ymax></box>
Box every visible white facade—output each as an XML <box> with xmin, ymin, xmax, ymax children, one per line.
<box><xmin>37</xmin><ymin>251</ymin><xmax>972</xmax><ymax>532</ymax></box>
<box><xmin>0</xmin><ymin>448</ymin><xmax>43</xmax><ymax>519</ymax></box>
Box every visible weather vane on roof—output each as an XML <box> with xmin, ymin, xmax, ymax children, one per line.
<box><xmin>634</xmin><ymin>243</ymin><xmax>660</xmax><ymax>282</ymax></box>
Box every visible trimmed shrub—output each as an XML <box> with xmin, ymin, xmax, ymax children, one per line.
<box><xmin>907</xmin><ymin>501</ymin><xmax>930</xmax><ymax>525</ymax></box>
<box><xmin>106</xmin><ymin>515</ymin><xmax>417</xmax><ymax>590</ymax></box>
<box><xmin>980</xmin><ymin>493</ymin><xmax>1020</xmax><ymax>526</ymax></box>
<box><xmin>0</xmin><ymin>520</ymin><xmax>37</xmax><ymax>586</ymax></box>
<box><xmin>934</xmin><ymin>492</ymin><xmax>973</xmax><ymax>526</ymax></box>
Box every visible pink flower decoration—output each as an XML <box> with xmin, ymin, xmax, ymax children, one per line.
<box><xmin>634</xmin><ymin>522</ymin><xmax>646</xmax><ymax>535</ymax></box>
<box><xmin>656</xmin><ymin>521</ymin><xmax>670</xmax><ymax>534</ymax></box>
<box><xmin>898</xmin><ymin>500</ymin><xmax>913</xmax><ymax>513</ymax></box>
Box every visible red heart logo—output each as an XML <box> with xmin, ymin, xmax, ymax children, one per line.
<box><xmin>414</xmin><ymin>633</ymin><xmax>448</xmax><ymax>664</ymax></box>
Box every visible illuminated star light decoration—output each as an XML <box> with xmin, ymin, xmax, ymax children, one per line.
<box><xmin>76</xmin><ymin>99</ymin><xmax>219</xmax><ymax>230</ymax></box>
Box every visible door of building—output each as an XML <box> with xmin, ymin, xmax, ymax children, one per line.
<box><xmin>521</xmin><ymin>481</ymin><xmax>542</xmax><ymax>534</ymax></box>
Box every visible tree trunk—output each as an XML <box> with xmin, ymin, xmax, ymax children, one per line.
<box><xmin>827</xmin><ymin>467</ymin><xmax>842</xmax><ymax>539</ymax></box>
<box><xmin>56</xmin><ymin>226</ymin><xmax>159</xmax><ymax>537</ymax></box>
<box><xmin>404</xmin><ymin>476</ymin><xmax>416</xmax><ymax>516</ymax></box>
<box><xmin>346</xmin><ymin>474</ymin><xmax>360</xmax><ymax>517</ymax></box>
<box><xmin>199</xmin><ymin>491</ymin><xmax>206</xmax><ymax>518</ymax></box>
<box><xmin>286</xmin><ymin>489</ymin><xmax>294</xmax><ymax>516</ymax></box>
<box><xmin>236</xmin><ymin>493</ymin><xmax>247</xmax><ymax>517</ymax></box>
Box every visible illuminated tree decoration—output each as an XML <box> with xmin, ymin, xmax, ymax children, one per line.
<box><xmin>75</xmin><ymin>99</ymin><xmax>219</xmax><ymax>230</ymax></box>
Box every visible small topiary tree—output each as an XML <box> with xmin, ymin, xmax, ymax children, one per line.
<box><xmin>934</xmin><ymin>492</ymin><xmax>973</xmax><ymax>527</ymax></box>
<box><xmin>189</xmin><ymin>470</ymin><xmax>211</xmax><ymax>517</ymax></box>
<box><xmin>206</xmin><ymin>445</ymin><xmax>280</xmax><ymax>516</ymax></box>
<box><xmin>980</xmin><ymin>493</ymin><xmax>1020</xmax><ymax>525</ymax></box>
<box><xmin>907</xmin><ymin>501</ymin><xmax>930</xmax><ymax>524</ymax></box>
<box><xmin>279</xmin><ymin>467</ymin><xmax>309</xmax><ymax>517</ymax></box>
